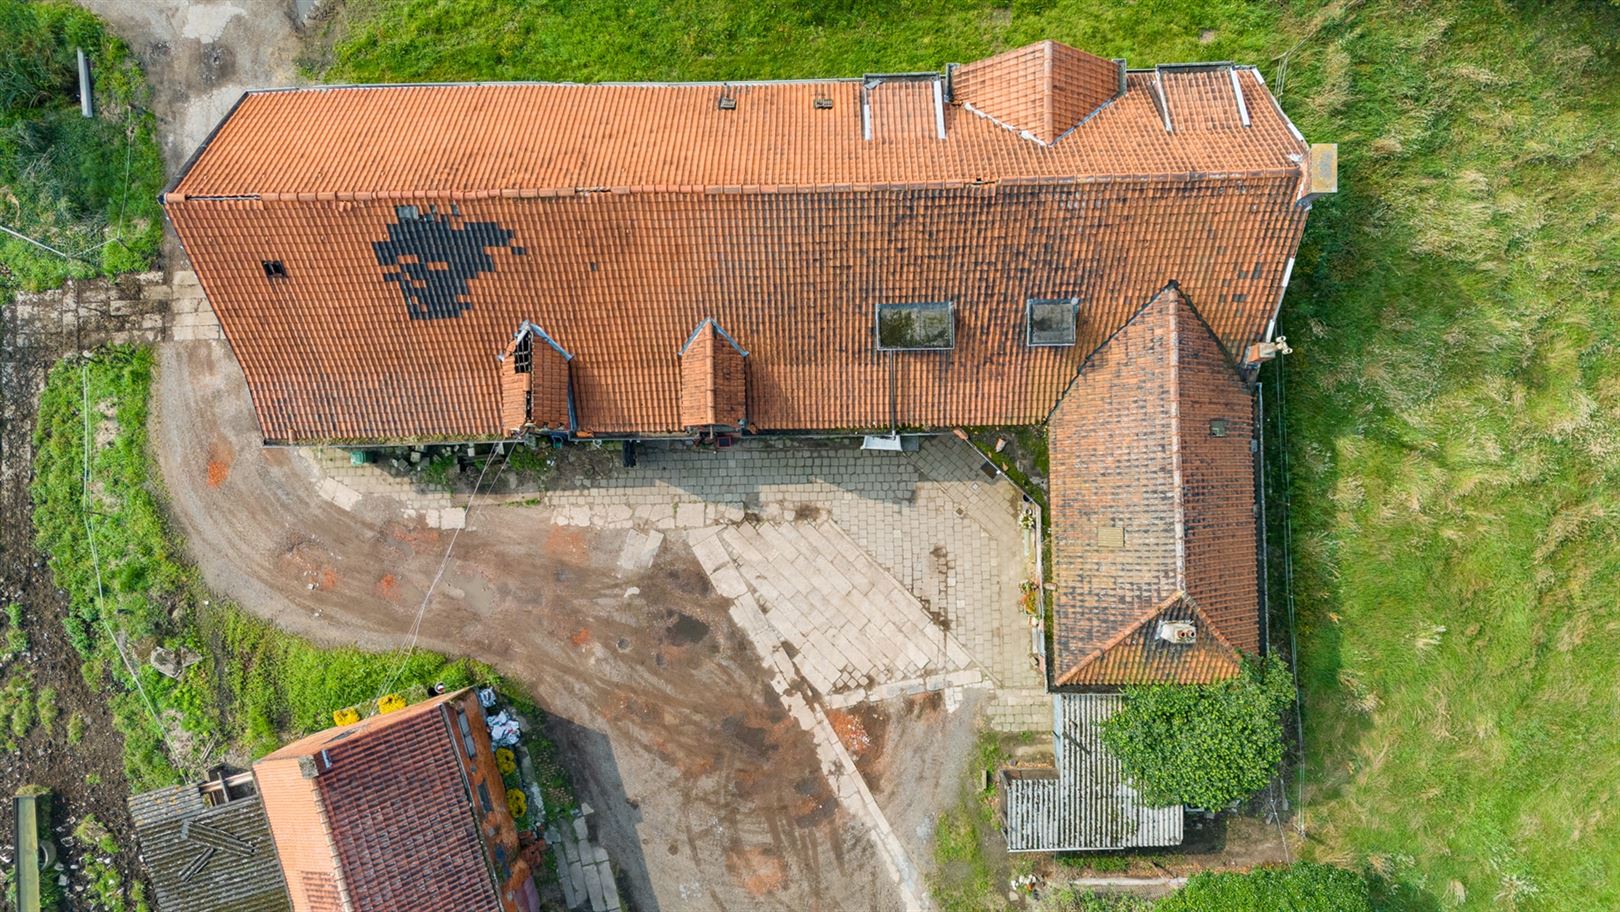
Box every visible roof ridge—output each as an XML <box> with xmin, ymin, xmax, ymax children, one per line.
<box><xmin>1055</xmin><ymin>589</ymin><xmax>1184</xmax><ymax>685</ymax></box>
<box><xmin>166</xmin><ymin>168</ymin><xmax>1304</xmax><ymax>205</ymax></box>
<box><xmin>1167</xmin><ymin>292</ymin><xmax>1188</xmax><ymax>593</ymax></box>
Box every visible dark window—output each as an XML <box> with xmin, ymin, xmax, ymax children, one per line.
<box><xmin>477</xmin><ymin>782</ymin><xmax>493</xmax><ymax>813</ymax></box>
<box><xmin>1026</xmin><ymin>298</ymin><xmax>1078</xmax><ymax>346</ymax></box>
<box><xmin>513</xmin><ymin>333</ymin><xmax>533</xmax><ymax>374</ymax></box>
<box><xmin>261</xmin><ymin>260</ymin><xmax>287</xmax><ymax>280</ymax></box>
<box><xmin>456</xmin><ymin>709</ymin><xmax>477</xmax><ymax>758</ymax></box>
<box><xmin>877</xmin><ymin>301</ymin><xmax>954</xmax><ymax>351</ymax></box>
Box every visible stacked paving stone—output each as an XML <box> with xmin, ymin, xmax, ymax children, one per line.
<box><xmin>545</xmin><ymin>804</ymin><xmax>622</xmax><ymax>912</ymax></box>
<box><xmin>167</xmin><ymin>270</ymin><xmax>224</xmax><ymax>340</ymax></box>
<box><xmin>9</xmin><ymin>272</ymin><xmax>170</xmax><ymax>346</ymax></box>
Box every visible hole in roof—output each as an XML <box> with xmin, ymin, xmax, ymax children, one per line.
<box><xmin>261</xmin><ymin>260</ymin><xmax>287</xmax><ymax>280</ymax></box>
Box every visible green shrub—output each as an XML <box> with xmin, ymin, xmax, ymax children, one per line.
<box><xmin>1101</xmin><ymin>656</ymin><xmax>1295</xmax><ymax>809</ymax></box>
<box><xmin>1157</xmin><ymin>862</ymin><xmax>1373</xmax><ymax>912</ymax></box>
<box><xmin>0</xmin><ymin>0</ymin><xmax>164</xmax><ymax>290</ymax></box>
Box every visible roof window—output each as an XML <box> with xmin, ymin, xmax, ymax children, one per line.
<box><xmin>1026</xmin><ymin>298</ymin><xmax>1078</xmax><ymax>346</ymax></box>
<box><xmin>512</xmin><ymin>332</ymin><xmax>533</xmax><ymax>374</ymax></box>
<box><xmin>261</xmin><ymin>260</ymin><xmax>287</xmax><ymax>280</ymax></box>
<box><xmin>877</xmin><ymin>301</ymin><xmax>954</xmax><ymax>351</ymax></box>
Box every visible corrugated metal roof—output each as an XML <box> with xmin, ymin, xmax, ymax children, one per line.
<box><xmin>128</xmin><ymin>785</ymin><xmax>291</xmax><ymax>912</ymax></box>
<box><xmin>1001</xmin><ymin>694</ymin><xmax>1183</xmax><ymax>851</ymax></box>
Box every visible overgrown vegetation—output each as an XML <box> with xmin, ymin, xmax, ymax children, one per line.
<box><xmin>73</xmin><ymin>816</ymin><xmax>147</xmax><ymax>912</ymax></box>
<box><xmin>0</xmin><ymin>0</ymin><xmax>164</xmax><ymax>290</ymax></box>
<box><xmin>317</xmin><ymin>0</ymin><xmax>1281</xmax><ymax>84</ymax></box>
<box><xmin>1101</xmin><ymin>656</ymin><xmax>1294</xmax><ymax>810</ymax></box>
<box><xmin>30</xmin><ymin>348</ymin><xmax>487</xmax><ymax>787</ymax></box>
<box><xmin>1156</xmin><ymin>862</ymin><xmax>1373</xmax><ymax>912</ymax></box>
<box><xmin>1267</xmin><ymin>2</ymin><xmax>1620</xmax><ymax>909</ymax></box>
<box><xmin>931</xmin><ymin>732</ymin><xmax>1024</xmax><ymax>912</ymax></box>
<box><xmin>2</xmin><ymin>601</ymin><xmax>27</xmax><ymax>660</ymax></box>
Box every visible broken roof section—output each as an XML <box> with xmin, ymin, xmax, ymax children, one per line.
<box><xmin>162</xmin><ymin>41</ymin><xmax>1324</xmax><ymax>444</ymax></box>
<box><xmin>951</xmin><ymin>40</ymin><xmax>1123</xmax><ymax>144</ymax></box>
<box><xmin>1002</xmin><ymin>693</ymin><xmax>1183</xmax><ymax>851</ymax></box>
<box><xmin>1048</xmin><ymin>286</ymin><xmax>1259</xmax><ymax>685</ymax></box>
<box><xmin>128</xmin><ymin>777</ymin><xmax>291</xmax><ymax>912</ymax></box>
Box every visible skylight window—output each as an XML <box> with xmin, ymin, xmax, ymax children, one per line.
<box><xmin>1027</xmin><ymin>298</ymin><xmax>1078</xmax><ymax>346</ymax></box>
<box><xmin>877</xmin><ymin>301</ymin><xmax>954</xmax><ymax>351</ymax></box>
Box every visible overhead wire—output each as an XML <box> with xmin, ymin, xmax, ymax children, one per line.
<box><xmin>373</xmin><ymin>442</ymin><xmax>514</xmax><ymax>701</ymax></box>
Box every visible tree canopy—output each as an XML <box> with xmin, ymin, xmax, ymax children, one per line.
<box><xmin>1100</xmin><ymin>655</ymin><xmax>1295</xmax><ymax>809</ymax></box>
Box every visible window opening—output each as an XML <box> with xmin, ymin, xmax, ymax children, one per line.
<box><xmin>877</xmin><ymin>301</ymin><xmax>954</xmax><ymax>350</ymax></box>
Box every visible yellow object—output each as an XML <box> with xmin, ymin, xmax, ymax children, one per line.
<box><xmin>377</xmin><ymin>693</ymin><xmax>407</xmax><ymax>715</ymax></box>
<box><xmin>332</xmin><ymin>707</ymin><xmax>361</xmax><ymax>726</ymax></box>
<box><xmin>506</xmin><ymin>789</ymin><xmax>527</xmax><ymax>819</ymax></box>
<box><xmin>495</xmin><ymin>747</ymin><xmax>517</xmax><ymax>775</ymax></box>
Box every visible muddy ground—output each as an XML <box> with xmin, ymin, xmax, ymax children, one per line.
<box><xmin>0</xmin><ymin>298</ymin><xmax>150</xmax><ymax>905</ymax></box>
<box><xmin>150</xmin><ymin>341</ymin><xmax>984</xmax><ymax>910</ymax></box>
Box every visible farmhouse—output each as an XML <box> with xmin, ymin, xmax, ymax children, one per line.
<box><xmin>163</xmin><ymin>41</ymin><xmax>1331</xmax><ymax>853</ymax></box>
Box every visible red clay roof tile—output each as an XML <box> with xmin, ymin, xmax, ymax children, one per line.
<box><xmin>163</xmin><ymin>43</ymin><xmax>1314</xmax><ymax>446</ymax></box>
<box><xmin>1048</xmin><ymin>286</ymin><xmax>1259</xmax><ymax>685</ymax></box>
<box><xmin>952</xmin><ymin>40</ymin><xmax>1122</xmax><ymax>143</ymax></box>
<box><xmin>255</xmin><ymin>691</ymin><xmax>505</xmax><ymax>912</ymax></box>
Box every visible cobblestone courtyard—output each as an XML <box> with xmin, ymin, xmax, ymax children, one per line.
<box><xmin>153</xmin><ymin>337</ymin><xmax>1054</xmax><ymax>910</ymax></box>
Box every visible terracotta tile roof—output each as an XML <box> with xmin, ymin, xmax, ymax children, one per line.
<box><xmin>254</xmin><ymin>691</ymin><xmax>506</xmax><ymax>912</ymax></box>
<box><xmin>163</xmin><ymin>42</ymin><xmax>1315</xmax><ymax>444</ymax></box>
<box><xmin>1048</xmin><ymin>286</ymin><xmax>1258</xmax><ymax>685</ymax></box>
<box><xmin>679</xmin><ymin>319</ymin><xmax>748</xmax><ymax>428</ymax></box>
<box><xmin>951</xmin><ymin>40</ymin><xmax>1123</xmax><ymax>144</ymax></box>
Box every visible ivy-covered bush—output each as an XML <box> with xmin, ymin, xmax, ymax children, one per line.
<box><xmin>1100</xmin><ymin>655</ymin><xmax>1294</xmax><ymax>809</ymax></box>
<box><xmin>1156</xmin><ymin>862</ymin><xmax>1373</xmax><ymax>912</ymax></box>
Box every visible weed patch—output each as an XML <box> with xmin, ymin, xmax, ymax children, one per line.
<box><xmin>0</xmin><ymin>0</ymin><xmax>164</xmax><ymax>290</ymax></box>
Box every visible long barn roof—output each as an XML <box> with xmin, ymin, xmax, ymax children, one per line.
<box><xmin>164</xmin><ymin>43</ymin><xmax>1315</xmax><ymax>442</ymax></box>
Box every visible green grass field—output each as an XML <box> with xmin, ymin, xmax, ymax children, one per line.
<box><xmin>316</xmin><ymin>1</ymin><xmax>1615</xmax><ymax>909</ymax></box>
<box><xmin>0</xmin><ymin>0</ymin><xmax>164</xmax><ymax>290</ymax></box>
<box><xmin>30</xmin><ymin>348</ymin><xmax>488</xmax><ymax>790</ymax></box>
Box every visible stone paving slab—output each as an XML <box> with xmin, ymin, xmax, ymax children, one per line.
<box><xmin>709</xmin><ymin>520</ymin><xmax>982</xmax><ymax>705</ymax></box>
<box><xmin>545</xmin><ymin>437</ymin><xmax>1050</xmax><ymax>728</ymax></box>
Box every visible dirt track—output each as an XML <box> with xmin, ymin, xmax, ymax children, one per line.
<box><xmin>150</xmin><ymin>341</ymin><xmax>982</xmax><ymax>910</ymax></box>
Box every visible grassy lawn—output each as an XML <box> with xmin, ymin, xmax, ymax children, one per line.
<box><xmin>312</xmin><ymin>1</ymin><xmax>1615</xmax><ymax>909</ymax></box>
<box><xmin>1</xmin><ymin>0</ymin><xmax>164</xmax><ymax>291</ymax></box>
<box><xmin>1272</xmin><ymin>2</ymin><xmax>1620</xmax><ymax>909</ymax></box>
<box><xmin>31</xmin><ymin>348</ymin><xmax>490</xmax><ymax>790</ymax></box>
